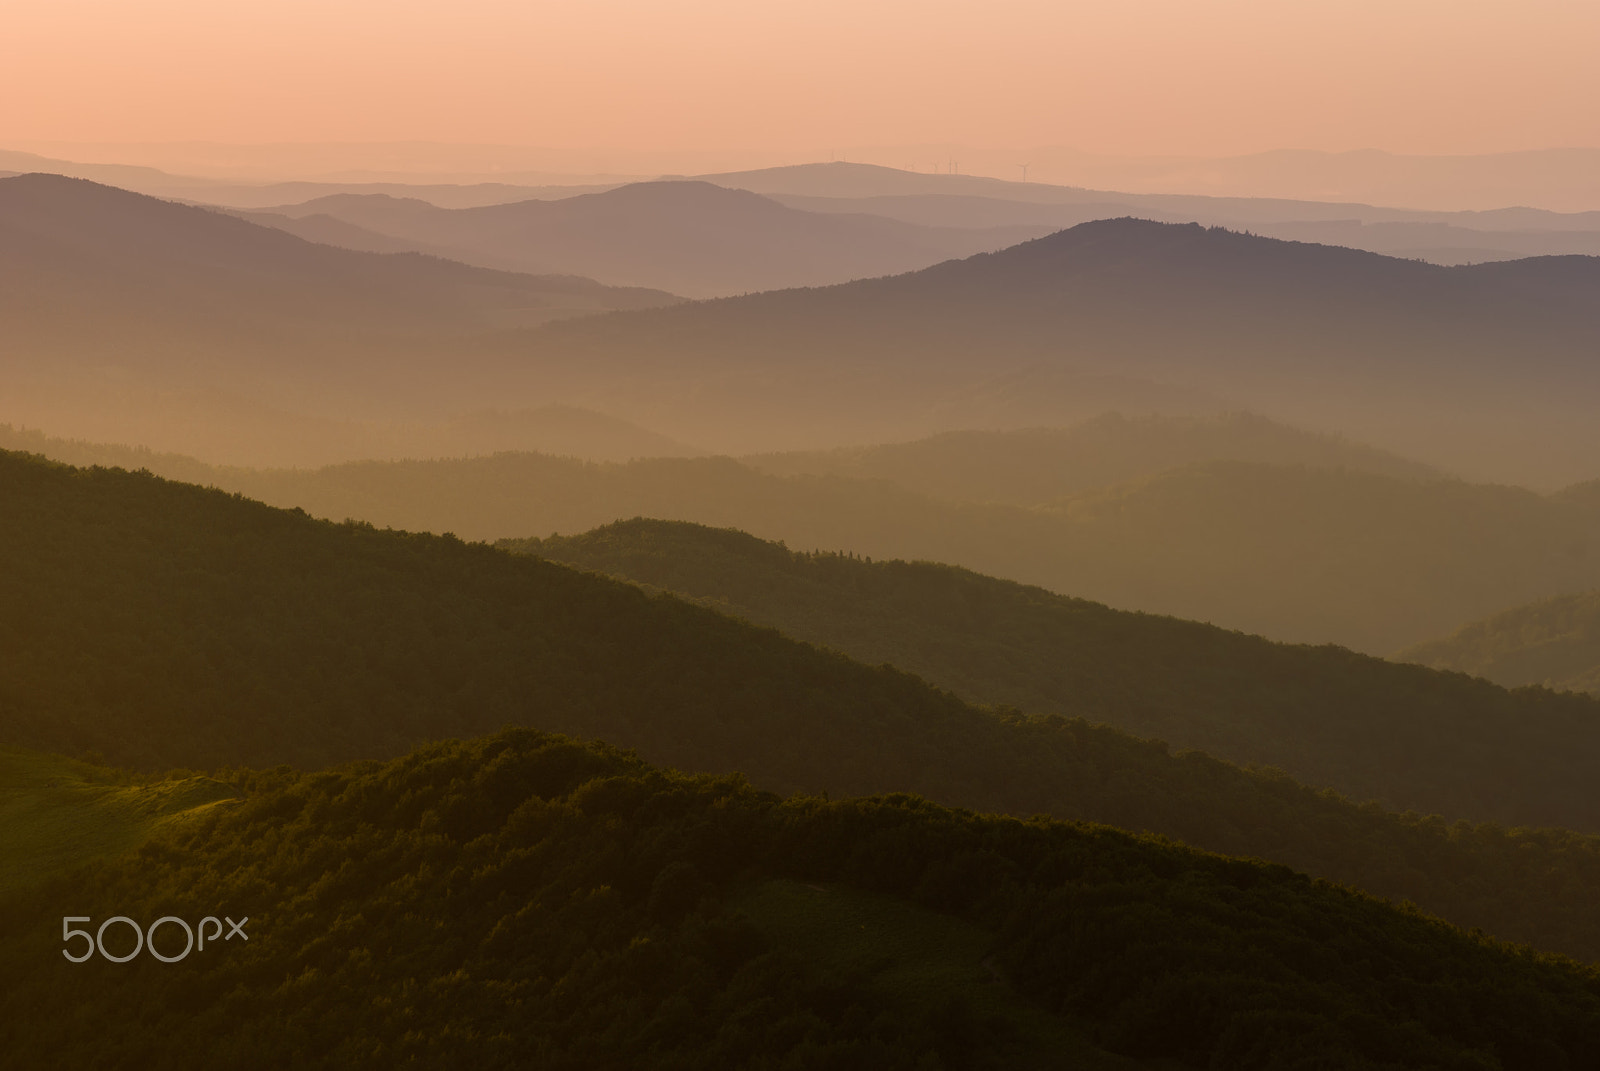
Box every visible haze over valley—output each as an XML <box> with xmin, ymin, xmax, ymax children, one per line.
<box><xmin>8</xmin><ymin>2</ymin><xmax>1600</xmax><ymax>1065</ymax></box>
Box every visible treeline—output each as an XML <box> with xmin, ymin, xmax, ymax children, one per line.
<box><xmin>10</xmin><ymin>451</ymin><xmax>1600</xmax><ymax>963</ymax></box>
<box><xmin>5</xmin><ymin>730</ymin><xmax>1598</xmax><ymax>1069</ymax></box>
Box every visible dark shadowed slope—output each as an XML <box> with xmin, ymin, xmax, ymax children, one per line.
<box><xmin>10</xmin><ymin>425</ymin><xmax>1599</xmax><ymax>651</ymax></box>
<box><xmin>12</xmin><ymin>732</ymin><xmax>1600</xmax><ymax>1069</ymax></box>
<box><xmin>51</xmin><ymin>444</ymin><xmax>1591</xmax><ymax>653</ymax></box>
<box><xmin>14</xmin><ymin>450</ymin><xmax>1600</xmax><ymax>961</ymax></box>
<box><xmin>245</xmin><ymin>180</ymin><xmax>1052</xmax><ymax>297</ymax></box>
<box><xmin>520</xmin><ymin>218</ymin><xmax>1600</xmax><ymax>483</ymax></box>
<box><xmin>1400</xmin><ymin>590</ymin><xmax>1600</xmax><ymax>696</ymax></box>
<box><xmin>507</xmin><ymin>516</ymin><xmax>1600</xmax><ymax>828</ymax></box>
<box><xmin>746</xmin><ymin>412</ymin><xmax>1442</xmax><ymax>505</ymax></box>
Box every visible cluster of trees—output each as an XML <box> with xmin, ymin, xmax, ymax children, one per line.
<box><xmin>6</xmin><ymin>730</ymin><xmax>1599</xmax><ymax>1069</ymax></box>
<box><xmin>9</xmin><ymin>451</ymin><xmax>1600</xmax><ymax>965</ymax></box>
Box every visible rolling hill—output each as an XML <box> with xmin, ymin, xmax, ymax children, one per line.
<box><xmin>244</xmin><ymin>180</ymin><xmax>1051</xmax><ymax>297</ymax></box>
<box><xmin>16</xmin><ymin>174</ymin><xmax>1600</xmax><ymax>484</ymax></box>
<box><xmin>0</xmin><ymin>405</ymin><xmax>698</xmax><ymax>470</ymax></box>
<box><xmin>9</xmin><ymin>730</ymin><xmax>1600</xmax><ymax>1069</ymax></box>
<box><xmin>745</xmin><ymin>412</ymin><xmax>1442</xmax><ymax>505</ymax></box>
<box><xmin>514</xmin><ymin>216</ymin><xmax>1600</xmax><ymax>483</ymax></box>
<box><xmin>13</xmin><ymin>450</ymin><xmax>1600</xmax><ymax>964</ymax></box>
<box><xmin>31</xmin><ymin>438</ymin><xmax>1592</xmax><ymax>653</ymax></box>
<box><xmin>0</xmin><ymin>173</ymin><xmax>676</xmax><ymax>461</ymax></box>
<box><xmin>507</xmin><ymin>516</ymin><xmax>1600</xmax><ymax>825</ymax></box>
<box><xmin>1399</xmin><ymin>590</ymin><xmax>1600</xmax><ymax>696</ymax></box>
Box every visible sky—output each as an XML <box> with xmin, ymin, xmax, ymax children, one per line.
<box><xmin>4</xmin><ymin>0</ymin><xmax>1597</xmax><ymax>164</ymax></box>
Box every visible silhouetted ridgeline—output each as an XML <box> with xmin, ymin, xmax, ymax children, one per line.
<box><xmin>11</xmin><ymin>173</ymin><xmax>1600</xmax><ymax>486</ymax></box>
<box><xmin>13</xmin><ymin>451</ymin><xmax>1600</xmax><ymax>963</ymax></box>
<box><xmin>507</xmin><ymin>517</ymin><xmax>1600</xmax><ymax>829</ymax></box>
<box><xmin>241</xmin><ymin>180</ymin><xmax>1050</xmax><ymax>297</ymax></box>
<box><xmin>0</xmin><ymin>173</ymin><xmax>675</xmax><ymax>462</ymax></box>
<box><xmin>5</xmin><ymin>730</ymin><xmax>1600</xmax><ymax>1069</ymax></box>
<box><xmin>38</xmin><ymin>440</ymin><xmax>1596</xmax><ymax>653</ymax></box>
<box><xmin>522</xmin><ymin>217</ymin><xmax>1600</xmax><ymax>483</ymax></box>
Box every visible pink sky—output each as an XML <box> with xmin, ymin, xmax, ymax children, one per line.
<box><xmin>4</xmin><ymin>0</ymin><xmax>1597</xmax><ymax>159</ymax></box>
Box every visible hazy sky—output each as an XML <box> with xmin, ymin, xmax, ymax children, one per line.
<box><xmin>5</xmin><ymin>0</ymin><xmax>1597</xmax><ymax>159</ymax></box>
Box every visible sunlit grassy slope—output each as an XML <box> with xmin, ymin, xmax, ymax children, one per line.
<box><xmin>0</xmin><ymin>747</ymin><xmax>238</xmax><ymax>894</ymax></box>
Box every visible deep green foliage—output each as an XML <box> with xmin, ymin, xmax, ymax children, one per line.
<box><xmin>10</xmin><ymin>451</ymin><xmax>1600</xmax><ymax>965</ymax></box>
<box><xmin>5</xmin><ymin>730</ymin><xmax>1599</xmax><ymax>1070</ymax></box>
<box><xmin>1401</xmin><ymin>589</ymin><xmax>1600</xmax><ymax>697</ymax></box>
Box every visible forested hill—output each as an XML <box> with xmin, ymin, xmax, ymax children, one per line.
<box><xmin>508</xmin><ymin>517</ymin><xmax>1600</xmax><ymax>832</ymax></box>
<box><xmin>1400</xmin><ymin>589</ymin><xmax>1600</xmax><ymax>696</ymax></box>
<box><xmin>21</xmin><ymin>440</ymin><xmax>1598</xmax><ymax>653</ymax></box>
<box><xmin>6</xmin><ymin>446</ymin><xmax>1599</xmax><ymax>827</ymax></box>
<box><xmin>16</xmin><ymin>449</ymin><xmax>1600</xmax><ymax>963</ymax></box>
<box><xmin>6</xmin><ymin>730</ymin><xmax>1600</xmax><ymax>1070</ymax></box>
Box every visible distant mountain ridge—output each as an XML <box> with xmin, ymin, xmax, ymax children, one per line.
<box><xmin>240</xmin><ymin>180</ymin><xmax>1053</xmax><ymax>297</ymax></box>
<box><xmin>0</xmin><ymin>173</ymin><xmax>677</xmax><ymax>461</ymax></box>
<box><xmin>745</xmin><ymin>413</ymin><xmax>1442</xmax><ymax>505</ymax></box>
<box><xmin>518</xmin><ymin>217</ymin><xmax>1600</xmax><ymax>484</ymax></box>
<box><xmin>9</xmin><ymin>174</ymin><xmax>1600</xmax><ymax>486</ymax></box>
<box><xmin>0</xmin><ymin>407</ymin><xmax>699</xmax><ymax>471</ymax></box>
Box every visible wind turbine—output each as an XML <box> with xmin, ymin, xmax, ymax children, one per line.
<box><xmin>1017</xmin><ymin>162</ymin><xmax>1032</xmax><ymax>183</ymax></box>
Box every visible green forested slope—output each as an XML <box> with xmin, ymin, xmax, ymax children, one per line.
<box><xmin>507</xmin><ymin>518</ymin><xmax>1600</xmax><ymax>828</ymax></box>
<box><xmin>5</xmin><ymin>730</ymin><xmax>1599</xmax><ymax>1070</ymax></box>
<box><xmin>11</xmin><ymin>451</ymin><xmax>1600</xmax><ymax>962</ymax></box>
<box><xmin>16</xmin><ymin>436</ymin><xmax>1600</xmax><ymax>652</ymax></box>
<box><xmin>1400</xmin><ymin>590</ymin><xmax>1600</xmax><ymax>697</ymax></box>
